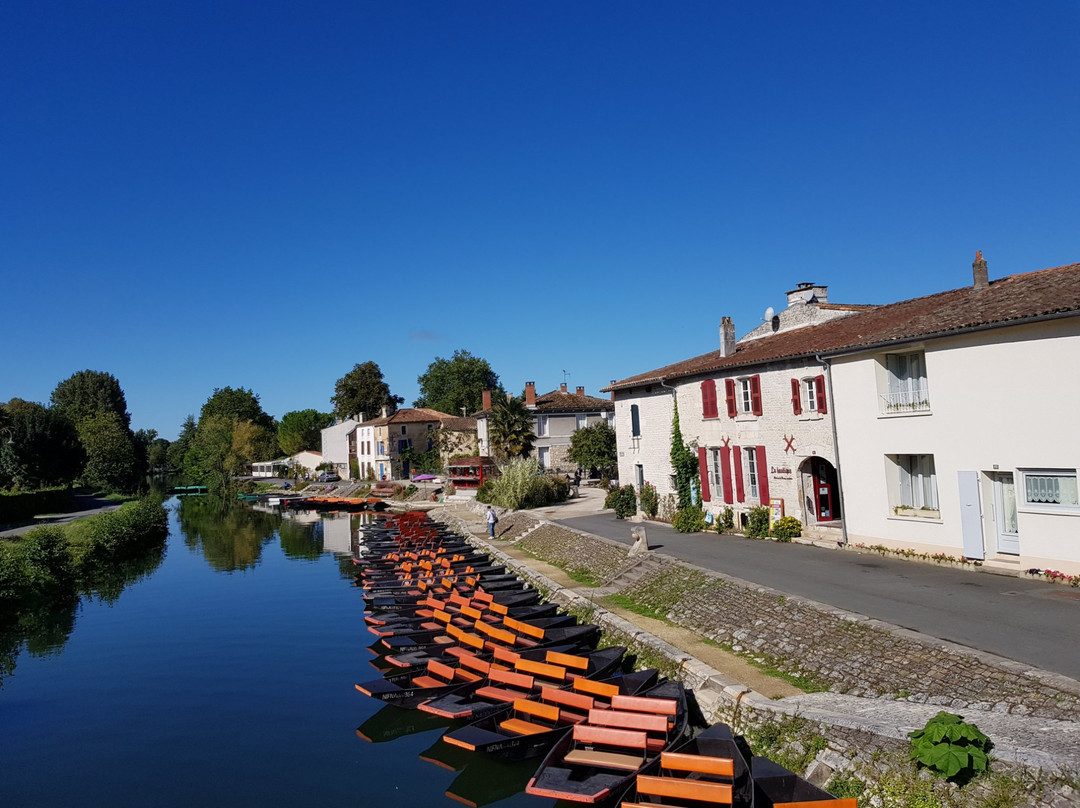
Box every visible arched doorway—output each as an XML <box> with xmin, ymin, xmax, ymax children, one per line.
<box><xmin>800</xmin><ymin>457</ymin><xmax>841</xmax><ymax>523</ymax></box>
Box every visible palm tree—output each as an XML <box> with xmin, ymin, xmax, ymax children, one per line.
<box><xmin>488</xmin><ymin>397</ymin><xmax>535</xmax><ymax>460</ymax></box>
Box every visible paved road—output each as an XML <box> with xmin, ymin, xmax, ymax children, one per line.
<box><xmin>0</xmin><ymin>495</ymin><xmax>122</xmax><ymax>538</ymax></box>
<box><xmin>557</xmin><ymin>512</ymin><xmax>1080</xmax><ymax>681</ymax></box>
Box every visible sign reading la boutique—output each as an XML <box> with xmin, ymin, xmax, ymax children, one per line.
<box><xmin>770</xmin><ymin>464</ymin><xmax>793</xmax><ymax>480</ymax></box>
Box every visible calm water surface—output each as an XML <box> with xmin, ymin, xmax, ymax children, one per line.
<box><xmin>1</xmin><ymin>499</ymin><xmax>552</xmax><ymax>808</ymax></box>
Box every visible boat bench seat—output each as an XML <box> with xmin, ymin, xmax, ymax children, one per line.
<box><xmin>410</xmin><ymin>675</ymin><xmax>445</xmax><ymax>688</ymax></box>
<box><xmin>635</xmin><ymin>774</ymin><xmax>733</xmax><ymax>804</ymax></box>
<box><xmin>772</xmin><ymin>802</ymin><xmax>858</xmax><ymax>808</ymax></box>
<box><xmin>498</xmin><ymin>717</ymin><xmax>552</xmax><ymax>736</ymax></box>
<box><xmin>563</xmin><ymin>749</ymin><xmax>643</xmax><ymax>771</ymax></box>
<box><xmin>474</xmin><ymin>685</ymin><xmax>530</xmax><ymax>703</ymax></box>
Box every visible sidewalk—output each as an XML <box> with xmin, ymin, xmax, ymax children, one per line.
<box><xmin>0</xmin><ymin>494</ymin><xmax>122</xmax><ymax>538</ymax></box>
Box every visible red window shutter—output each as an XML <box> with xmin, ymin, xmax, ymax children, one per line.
<box><xmin>750</xmin><ymin>375</ymin><xmax>763</xmax><ymax>416</ymax></box>
<box><xmin>732</xmin><ymin>445</ymin><xmax>745</xmax><ymax>502</ymax></box>
<box><xmin>697</xmin><ymin>447</ymin><xmax>711</xmax><ymax>502</ymax></box>
<box><xmin>725</xmin><ymin>379</ymin><xmax>737</xmax><ymax>418</ymax></box>
<box><xmin>815</xmin><ymin>374</ymin><xmax>827</xmax><ymax>414</ymax></box>
<box><xmin>701</xmin><ymin>380</ymin><xmax>717</xmax><ymax>419</ymax></box>
<box><xmin>790</xmin><ymin>378</ymin><xmax>802</xmax><ymax>415</ymax></box>
<box><xmin>756</xmin><ymin>446</ymin><xmax>770</xmax><ymax>505</ymax></box>
<box><xmin>719</xmin><ymin>446</ymin><xmax>733</xmax><ymax>504</ymax></box>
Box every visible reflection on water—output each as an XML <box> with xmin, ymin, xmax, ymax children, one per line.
<box><xmin>178</xmin><ymin>497</ymin><xmax>282</xmax><ymax>571</ymax></box>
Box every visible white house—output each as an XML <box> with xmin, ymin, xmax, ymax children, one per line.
<box><xmin>827</xmin><ymin>255</ymin><xmax>1080</xmax><ymax>575</ymax></box>
<box><xmin>320</xmin><ymin>417</ymin><xmax>359</xmax><ymax>478</ymax></box>
<box><xmin>606</xmin><ymin>284</ymin><xmax>866</xmax><ymax>532</ymax></box>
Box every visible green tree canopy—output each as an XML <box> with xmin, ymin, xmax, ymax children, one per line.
<box><xmin>0</xmin><ymin>400</ymin><xmax>84</xmax><ymax>490</ymax></box>
<box><xmin>567</xmin><ymin>421</ymin><xmax>618</xmax><ymax>477</ymax></box>
<box><xmin>277</xmin><ymin>409</ymin><xmax>333</xmax><ymax>455</ymax></box>
<box><xmin>166</xmin><ymin>415</ymin><xmax>196</xmax><ymax>471</ymax></box>
<box><xmin>77</xmin><ymin>411</ymin><xmax>138</xmax><ymax>493</ymax></box>
<box><xmin>199</xmin><ymin>387</ymin><xmax>275</xmax><ymax>431</ymax></box>
<box><xmin>487</xmin><ymin>397</ymin><xmax>535</xmax><ymax>461</ymax></box>
<box><xmin>414</xmin><ymin>350</ymin><xmax>504</xmax><ymax>415</ymax></box>
<box><xmin>183</xmin><ymin>416</ymin><xmax>274</xmax><ymax>495</ymax></box>
<box><xmin>50</xmin><ymin>370</ymin><xmax>131</xmax><ymax>430</ymax></box>
<box><xmin>331</xmin><ymin>361</ymin><xmax>403</xmax><ymax>420</ymax></box>
<box><xmin>147</xmin><ymin>437</ymin><xmax>171</xmax><ymax>472</ymax></box>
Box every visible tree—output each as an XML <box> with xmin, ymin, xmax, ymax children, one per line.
<box><xmin>670</xmin><ymin>400</ymin><xmax>699</xmax><ymax>510</ymax></box>
<box><xmin>0</xmin><ymin>401</ymin><xmax>84</xmax><ymax>490</ymax></box>
<box><xmin>331</xmin><ymin>361</ymin><xmax>403</xmax><ymax>420</ymax></box>
<box><xmin>414</xmin><ymin>350</ymin><xmax>504</xmax><ymax>415</ymax></box>
<box><xmin>147</xmin><ymin>438</ymin><xmax>171</xmax><ymax>473</ymax></box>
<box><xmin>199</xmin><ymin>387</ymin><xmax>275</xmax><ymax>431</ymax></box>
<box><xmin>167</xmin><ymin>415</ymin><xmax>196</xmax><ymax>471</ymax></box>
<box><xmin>50</xmin><ymin>370</ymin><xmax>131</xmax><ymax>430</ymax></box>
<box><xmin>487</xmin><ymin>397</ymin><xmax>535</xmax><ymax>461</ymax></box>
<box><xmin>77</xmin><ymin>411</ymin><xmax>137</xmax><ymax>492</ymax></box>
<box><xmin>567</xmin><ymin>421</ymin><xmax>618</xmax><ymax>477</ymax></box>
<box><xmin>277</xmin><ymin>409</ymin><xmax>333</xmax><ymax>455</ymax></box>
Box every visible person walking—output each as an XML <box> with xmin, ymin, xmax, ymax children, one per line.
<box><xmin>485</xmin><ymin>505</ymin><xmax>497</xmax><ymax>538</ymax></box>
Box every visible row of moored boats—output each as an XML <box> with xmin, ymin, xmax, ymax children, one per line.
<box><xmin>353</xmin><ymin>511</ymin><xmax>856</xmax><ymax>807</ymax></box>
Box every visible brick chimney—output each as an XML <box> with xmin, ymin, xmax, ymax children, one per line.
<box><xmin>576</xmin><ymin>386</ymin><xmax>585</xmax><ymax>397</ymax></box>
<box><xmin>525</xmin><ymin>381</ymin><xmax>536</xmax><ymax>408</ymax></box>
<box><xmin>481</xmin><ymin>390</ymin><xmax>491</xmax><ymax>411</ymax></box>
<box><xmin>559</xmin><ymin>382</ymin><xmax>567</xmax><ymax>393</ymax></box>
<box><xmin>972</xmin><ymin>250</ymin><xmax>988</xmax><ymax>290</ymax></box>
<box><xmin>719</xmin><ymin>317</ymin><xmax>736</xmax><ymax>357</ymax></box>
<box><xmin>610</xmin><ymin>380</ymin><xmax>616</xmax><ymax>403</ymax></box>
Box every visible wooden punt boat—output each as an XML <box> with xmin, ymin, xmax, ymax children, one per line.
<box><xmin>364</xmin><ymin>589</ymin><xmax>540</xmax><ymax>625</ymax></box>
<box><xmin>368</xmin><ymin>602</ymin><xmax>559</xmax><ymax>639</ymax></box>
<box><xmin>380</xmin><ymin>614</ymin><xmax>579</xmax><ymax>654</ymax></box>
<box><xmin>752</xmin><ymin>757</ymin><xmax>857</xmax><ymax>807</ymax></box>
<box><xmin>525</xmin><ymin>679</ymin><xmax>690</xmax><ymax>804</ymax></box>
<box><xmin>614</xmin><ymin>722</ymin><xmax>753</xmax><ymax>807</ymax></box>
<box><xmin>442</xmin><ymin>667</ymin><xmax>660</xmax><ymax>761</ymax></box>
<box><xmin>419</xmin><ymin>645</ymin><xmax>628</xmax><ymax>721</ymax></box>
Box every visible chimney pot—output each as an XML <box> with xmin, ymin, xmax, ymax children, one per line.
<box><xmin>525</xmin><ymin>381</ymin><xmax>536</xmax><ymax>408</ymax></box>
<box><xmin>973</xmin><ymin>250</ymin><xmax>989</xmax><ymax>290</ymax></box>
<box><xmin>560</xmin><ymin>382</ymin><xmax>567</xmax><ymax>393</ymax></box>
<box><xmin>719</xmin><ymin>317</ymin><xmax>736</xmax><ymax>357</ymax></box>
<box><xmin>576</xmin><ymin>386</ymin><xmax>585</xmax><ymax>397</ymax></box>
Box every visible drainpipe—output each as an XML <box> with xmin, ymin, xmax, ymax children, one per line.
<box><xmin>817</xmin><ymin>354</ymin><xmax>849</xmax><ymax>547</ymax></box>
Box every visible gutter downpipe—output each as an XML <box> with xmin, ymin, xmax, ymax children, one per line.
<box><xmin>817</xmin><ymin>354</ymin><xmax>849</xmax><ymax>547</ymax></box>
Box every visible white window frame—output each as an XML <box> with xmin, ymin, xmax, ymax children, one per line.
<box><xmin>803</xmin><ymin>377</ymin><xmax>818</xmax><ymax>413</ymax></box>
<box><xmin>1019</xmin><ymin>469</ymin><xmax>1080</xmax><ymax>512</ymax></box>
<box><xmin>886</xmin><ymin>453</ymin><xmax>939</xmax><ymax>516</ymax></box>
<box><xmin>745</xmin><ymin>447</ymin><xmax>759</xmax><ymax>501</ymax></box>
<box><xmin>537</xmin><ymin>415</ymin><xmax>549</xmax><ymax>437</ymax></box>
<box><xmin>710</xmin><ymin>448</ymin><xmax>722</xmax><ymax>492</ymax></box>
<box><xmin>739</xmin><ymin>378</ymin><xmax>754</xmax><ymax>414</ymax></box>
<box><xmin>880</xmin><ymin>351</ymin><xmax>930</xmax><ymax>414</ymax></box>
<box><xmin>576</xmin><ymin>414</ymin><xmax>588</xmax><ymax>430</ymax></box>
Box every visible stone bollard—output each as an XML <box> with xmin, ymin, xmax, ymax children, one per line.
<box><xmin>630</xmin><ymin>525</ymin><xmax>649</xmax><ymax>555</ymax></box>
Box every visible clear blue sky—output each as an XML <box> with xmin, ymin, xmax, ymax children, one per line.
<box><xmin>3</xmin><ymin>1</ymin><xmax>1077</xmax><ymax>439</ymax></box>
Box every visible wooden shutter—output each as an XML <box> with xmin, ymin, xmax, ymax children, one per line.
<box><xmin>719</xmin><ymin>446</ymin><xmax>733</xmax><ymax>504</ymax></box>
<box><xmin>700</xmin><ymin>380</ymin><xmax>718</xmax><ymax>419</ymax></box>
<box><xmin>732</xmin><ymin>445</ymin><xmax>745</xmax><ymax>502</ymax></box>
<box><xmin>630</xmin><ymin>404</ymin><xmax>640</xmax><ymax>437</ymax></box>
<box><xmin>697</xmin><ymin>447</ymin><xmax>711</xmax><ymax>502</ymax></box>
<box><xmin>791</xmin><ymin>379</ymin><xmax>802</xmax><ymax>415</ymax></box>
<box><xmin>815</xmin><ymin>374</ymin><xmax>827</xmax><ymax>414</ymax></box>
<box><xmin>724</xmin><ymin>379</ymin><xmax>737</xmax><ymax>418</ymax></box>
<box><xmin>750</xmin><ymin>375</ymin><xmax>763</xmax><ymax>416</ymax></box>
<box><xmin>755</xmin><ymin>446</ymin><xmax>769</xmax><ymax>505</ymax></box>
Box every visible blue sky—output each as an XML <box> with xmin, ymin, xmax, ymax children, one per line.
<box><xmin>3</xmin><ymin>1</ymin><xmax>1077</xmax><ymax>440</ymax></box>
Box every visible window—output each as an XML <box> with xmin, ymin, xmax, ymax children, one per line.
<box><xmin>1021</xmin><ymin>470</ymin><xmax>1079</xmax><ymax>508</ymax></box>
<box><xmin>793</xmin><ymin>375</ymin><xmax>827</xmax><ymax>415</ymax></box>
<box><xmin>538</xmin><ymin>446</ymin><xmax>550</xmax><ymax>468</ymax></box>
<box><xmin>376</xmin><ymin>441</ymin><xmax>385</xmax><ymax>456</ymax></box>
<box><xmin>400</xmin><ymin>425</ymin><xmax>407</xmax><ymax>435</ymax></box>
<box><xmin>889</xmin><ymin>454</ymin><xmax>939</xmax><ymax>513</ymax></box>
<box><xmin>745</xmin><ymin>447</ymin><xmax>759</xmax><ymax>501</ymax></box>
<box><xmin>397</xmin><ymin>439</ymin><xmax>409</xmax><ymax>453</ymax></box>
<box><xmin>427</xmin><ymin>423</ymin><xmax>434</xmax><ymax>431</ymax></box>
<box><xmin>732</xmin><ymin>375</ymin><xmax>762</xmax><ymax>416</ymax></box>
<box><xmin>630</xmin><ymin>405</ymin><xmax>641</xmax><ymax>437</ymax></box>
<box><xmin>882</xmin><ymin>351</ymin><xmax>929</xmax><ymax>413</ymax></box>
<box><xmin>576</xmin><ymin>414</ymin><xmax>588</xmax><ymax>430</ymax></box>
<box><xmin>537</xmin><ymin>415</ymin><xmax>549</xmax><ymax>437</ymax></box>
<box><xmin>700</xmin><ymin>380</ymin><xmax>718</xmax><ymax>419</ymax></box>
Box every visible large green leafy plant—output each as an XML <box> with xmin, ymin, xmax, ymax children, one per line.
<box><xmin>908</xmin><ymin>711</ymin><xmax>991</xmax><ymax>781</ymax></box>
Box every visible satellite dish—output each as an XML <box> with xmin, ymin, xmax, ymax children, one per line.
<box><xmin>764</xmin><ymin>306</ymin><xmax>775</xmax><ymax>322</ymax></box>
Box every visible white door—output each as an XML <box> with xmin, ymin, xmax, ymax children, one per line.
<box><xmin>957</xmin><ymin>471</ymin><xmax>984</xmax><ymax>560</ymax></box>
<box><xmin>993</xmin><ymin>473</ymin><xmax>1020</xmax><ymax>555</ymax></box>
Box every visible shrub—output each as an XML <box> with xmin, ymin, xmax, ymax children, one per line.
<box><xmin>605</xmin><ymin>485</ymin><xmax>637</xmax><ymax>519</ymax></box>
<box><xmin>672</xmin><ymin>507</ymin><xmax>706</xmax><ymax>533</ymax></box>
<box><xmin>475</xmin><ymin>481</ymin><xmax>495</xmax><ymax>503</ymax></box>
<box><xmin>638</xmin><ymin>482</ymin><xmax>659</xmax><ymax>518</ymax></box>
<box><xmin>658</xmin><ymin>494</ymin><xmax>677</xmax><ymax>522</ymax></box>
<box><xmin>743</xmin><ymin>505</ymin><xmax>770</xmax><ymax>538</ymax></box>
<box><xmin>770</xmin><ymin>516</ymin><xmax>802</xmax><ymax>542</ymax></box>
<box><xmin>909</xmin><ymin>711</ymin><xmax>992</xmax><ymax>782</ymax></box>
<box><xmin>478</xmin><ymin>460</ymin><xmax>569</xmax><ymax>510</ymax></box>
<box><xmin>20</xmin><ymin>526</ymin><xmax>75</xmax><ymax>597</ymax></box>
<box><xmin>715</xmin><ymin>506</ymin><xmax>735</xmax><ymax>533</ymax></box>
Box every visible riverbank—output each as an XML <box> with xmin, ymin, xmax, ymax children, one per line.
<box><xmin>430</xmin><ymin>501</ymin><xmax>1080</xmax><ymax>807</ymax></box>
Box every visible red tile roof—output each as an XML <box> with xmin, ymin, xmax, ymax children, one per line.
<box><xmin>533</xmin><ymin>390</ymin><xmax>615</xmax><ymax>413</ymax></box>
<box><xmin>363</xmin><ymin>407</ymin><xmax>460</xmax><ymax>426</ymax></box>
<box><xmin>606</xmin><ymin>262</ymin><xmax>1080</xmax><ymax>391</ymax></box>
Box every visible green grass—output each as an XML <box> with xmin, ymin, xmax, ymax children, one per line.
<box><xmin>604</xmin><ymin>593</ymin><xmax>666</xmax><ymax>620</ymax></box>
<box><xmin>564</xmin><ymin>567</ymin><xmax>603</xmax><ymax>587</ymax></box>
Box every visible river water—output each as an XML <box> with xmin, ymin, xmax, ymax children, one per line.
<box><xmin>1</xmin><ymin>498</ymin><xmax>552</xmax><ymax>808</ymax></box>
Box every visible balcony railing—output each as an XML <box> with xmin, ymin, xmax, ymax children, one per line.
<box><xmin>880</xmin><ymin>388</ymin><xmax>930</xmax><ymax>414</ymax></box>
